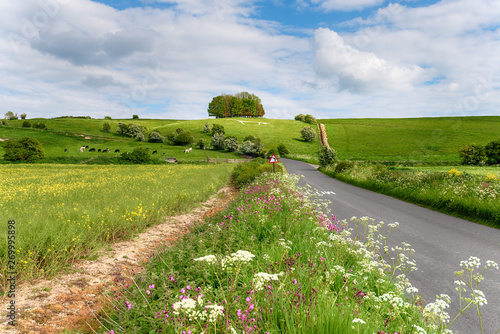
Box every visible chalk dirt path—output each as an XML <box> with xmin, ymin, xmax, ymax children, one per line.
<box><xmin>1</xmin><ymin>185</ymin><xmax>238</xmax><ymax>334</ymax></box>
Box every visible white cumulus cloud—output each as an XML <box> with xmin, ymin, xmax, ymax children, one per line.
<box><xmin>313</xmin><ymin>28</ymin><xmax>427</xmax><ymax>93</ymax></box>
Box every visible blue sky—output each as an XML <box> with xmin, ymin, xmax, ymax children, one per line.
<box><xmin>1</xmin><ymin>0</ymin><xmax>499</xmax><ymax>119</ymax></box>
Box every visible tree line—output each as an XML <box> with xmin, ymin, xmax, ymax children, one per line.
<box><xmin>207</xmin><ymin>92</ymin><xmax>265</xmax><ymax>118</ymax></box>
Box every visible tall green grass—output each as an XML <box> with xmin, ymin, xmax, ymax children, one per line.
<box><xmin>0</xmin><ymin>164</ymin><xmax>233</xmax><ymax>287</ymax></box>
<box><xmin>321</xmin><ymin>164</ymin><xmax>500</xmax><ymax>228</ymax></box>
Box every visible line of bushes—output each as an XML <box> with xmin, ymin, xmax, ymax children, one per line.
<box><xmin>459</xmin><ymin>140</ymin><xmax>500</xmax><ymax>165</ymax></box>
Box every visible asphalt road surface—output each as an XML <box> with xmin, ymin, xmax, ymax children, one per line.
<box><xmin>281</xmin><ymin>158</ymin><xmax>500</xmax><ymax>334</ymax></box>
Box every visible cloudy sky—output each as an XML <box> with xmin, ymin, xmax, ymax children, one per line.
<box><xmin>1</xmin><ymin>0</ymin><xmax>499</xmax><ymax>119</ymax></box>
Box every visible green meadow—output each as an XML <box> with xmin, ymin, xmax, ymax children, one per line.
<box><xmin>3</xmin><ymin>116</ymin><xmax>500</xmax><ymax>164</ymax></box>
<box><xmin>320</xmin><ymin>116</ymin><xmax>500</xmax><ymax>162</ymax></box>
<box><xmin>0</xmin><ymin>117</ymin><xmax>319</xmax><ymax>163</ymax></box>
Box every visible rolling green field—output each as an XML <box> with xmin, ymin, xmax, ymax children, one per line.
<box><xmin>0</xmin><ymin>163</ymin><xmax>233</xmax><ymax>287</ymax></box>
<box><xmin>3</xmin><ymin>116</ymin><xmax>499</xmax><ymax>164</ymax></box>
<box><xmin>320</xmin><ymin>116</ymin><xmax>500</xmax><ymax>162</ymax></box>
<box><xmin>0</xmin><ymin>117</ymin><xmax>319</xmax><ymax>163</ymax></box>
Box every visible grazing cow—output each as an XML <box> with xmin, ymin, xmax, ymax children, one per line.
<box><xmin>184</xmin><ymin>147</ymin><xmax>192</xmax><ymax>153</ymax></box>
<box><xmin>85</xmin><ymin>145</ymin><xmax>89</xmax><ymax>149</ymax></box>
<box><xmin>79</xmin><ymin>146</ymin><xmax>85</xmax><ymax>153</ymax></box>
<box><xmin>64</xmin><ymin>148</ymin><xmax>68</xmax><ymax>152</ymax></box>
<box><xmin>114</xmin><ymin>149</ymin><xmax>120</xmax><ymax>153</ymax></box>
<box><xmin>152</xmin><ymin>150</ymin><xmax>157</xmax><ymax>154</ymax></box>
<box><xmin>98</xmin><ymin>149</ymin><xmax>101</xmax><ymax>152</ymax></box>
<box><xmin>89</xmin><ymin>148</ymin><xmax>95</xmax><ymax>152</ymax></box>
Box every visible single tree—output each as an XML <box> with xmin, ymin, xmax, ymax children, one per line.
<box><xmin>148</xmin><ymin>130</ymin><xmax>165</xmax><ymax>143</ymax></box>
<box><xmin>4</xmin><ymin>111</ymin><xmax>18</xmax><ymax>120</ymax></box>
<box><xmin>203</xmin><ymin>123</ymin><xmax>211</xmax><ymax>133</ymax></box>
<box><xmin>485</xmin><ymin>140</ymin><xmax>500</xmax><ymax>165</ymax></box>
<box><xmin>211</xmin><ymin>124</ymin><xmax>225</xmax><ymax>136</ymax></box>
<box><xmin>319</xmin><ymin>146</ymin><xmax>337</xmax><ymax>167</ymax></box>
<box><xmin>211</xmin><ymin>133</ymin><xmax>225</xmax><ymax>150</ymax></box>
<box><xmin>295</xmin><ymin>114</ymin><xmax>305</xmax><ymax>122</ymax></box>
<box><xmin>173</xmin><ymin>131</ymin><xmax>194</xmax><ymax>146</ymax></box>
<box><xmin>224</xmin><ymin>137</ymin><xmax>239</xmax><ymax>152</ymax></box>
<box><xmin>103</xmin><ymin>122</ymin><xmax>111</xmax><ymax>133</ymax></box>
<box><xmin>300</xmin><ymin>126</ymin><xmax>316</xmax><ymax>142</ymax></box>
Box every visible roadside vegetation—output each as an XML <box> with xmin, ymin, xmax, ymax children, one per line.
<box><xmin>0</xmin><ymin>164</ymin><xmax>232</xmax><ymax>287</ymax></box>
<box><xmin>320</xmin><ymin>163</ymin><xmax>500</xmax><ymax>228</ymax></box>
<box><xmin>94</xmin><ymin>173</ymin><xmax>498</xmax><ymax>334</ymax></box>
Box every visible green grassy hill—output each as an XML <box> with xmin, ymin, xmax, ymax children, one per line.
<box><xmin>0</xmin><ymin>117</ymin><xmax>318</xmax><ymax>163</ymax></box>
<box><xmin>1</xmin><ymin>116</ymin><xmax>499</xmax><ymax>164</ymax></box>
<box><xmin>321</xmin><ymin>116</ymin><xmax>500</xmax><ymax>162</ymax></box>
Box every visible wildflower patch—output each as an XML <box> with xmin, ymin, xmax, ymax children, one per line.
<box><xmin>93</xmin><ymin>173</ymin><xmax>497</xmax><ymax>334</ymax></box>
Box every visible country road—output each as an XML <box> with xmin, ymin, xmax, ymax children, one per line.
<box><xmin>281</xmin><ymin>158</ymin><xmax>500</xmax><ymax>334</ymax></box>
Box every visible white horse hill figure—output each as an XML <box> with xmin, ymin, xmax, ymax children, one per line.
<box><xmin>236</xmin><ymin>120</ymin><xmax>268</xmax><ymax>125</ymax></box>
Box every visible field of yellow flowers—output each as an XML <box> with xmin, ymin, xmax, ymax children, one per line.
<box><xmin>0</xmin><ymin>164</ymin><xmax>232</xmax><ymax>288</ymax></box>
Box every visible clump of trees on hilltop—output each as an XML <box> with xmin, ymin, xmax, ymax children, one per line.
<box><xmin>208</xmin><ymin>92</ymin><xmax>264</xmax><ymax>118</ymax></box>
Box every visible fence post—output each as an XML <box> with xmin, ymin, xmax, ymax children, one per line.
<box><xmin>226</xmin><ymin>157</ymin><xmax>228</xmax><ymax>163</ymax></box>
<box><xmin>217</xmin><ymin>156</ymin><xmax>219</xmax><ymax>164</ymax></box>
<box><xmin>207</xmin><ymin>156</ymin><xmax>209</xmax><ymax>164</ymax></box>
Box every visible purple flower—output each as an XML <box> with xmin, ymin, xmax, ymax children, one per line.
<box><xmin>149</xmin><ymin>284</ymin><xmax>155</xmax><ymax>289</ymax></box>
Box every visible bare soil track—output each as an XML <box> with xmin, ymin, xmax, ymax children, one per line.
<box><xmin>1</xmin><ymin>185</ymin><xmax>238</xmax><ymax>334</ymax></box>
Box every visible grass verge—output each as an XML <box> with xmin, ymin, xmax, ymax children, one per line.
<box><xmin>320</xmin><ymin>164</ymin><xmax>500</xmax><ymax>228</ymax></box>
<box><xmin>92</xmin><ymin>173</ymin><xmax>463</xmax><ymax>334</ymax></box>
